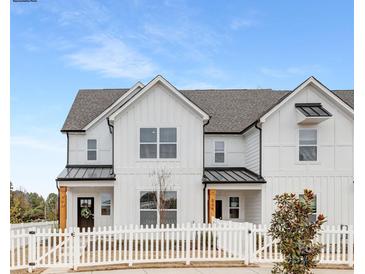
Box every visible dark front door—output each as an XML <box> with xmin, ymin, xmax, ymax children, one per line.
<box><xmin>215</xmin><ymin>200</ymin><xmax>222</xmax><ymax>219</ymax></box>
<box><xmin>77</xmin><ymin>197</ymin><xmax>94</xmax><ymax>229</ymax></box>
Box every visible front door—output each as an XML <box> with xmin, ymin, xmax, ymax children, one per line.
<box><xmin>215</xmin><ymin>200</ymin><xmax>222</xmax><ymax>219</ymax></box>
<box><xmin>77</xmin><ymin>197</ymin><xmax>94</xmax><ymax>229</ymax></box>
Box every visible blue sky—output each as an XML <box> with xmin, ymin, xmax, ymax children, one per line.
<box><xmin>10</xmin><ymin>0</ymin><xmax>353</xmax><ymax>198</ymax></box>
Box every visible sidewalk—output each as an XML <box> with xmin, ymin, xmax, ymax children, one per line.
<box><xmin>43</xmin><ymin>266</ymin><xmax>354</xmax><ymax>274</ymax></box>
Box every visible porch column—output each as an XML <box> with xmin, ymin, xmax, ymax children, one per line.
<box><xmin>208</xmin><ymin>189</ymin><xmax>216</xmax><ymax>223</ymax></box>
<box><xmin>59</xmin><ymin>186</ymin><xmax>67</xmax><ymax>230</ymax></box>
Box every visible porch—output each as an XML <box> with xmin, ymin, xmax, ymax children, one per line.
<box><xmin>203</xmin><ymin>167</ymin><xmax>266</xmax><ymax>224</ymax></box>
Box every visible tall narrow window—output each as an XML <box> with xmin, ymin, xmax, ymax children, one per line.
<box><xmin>215</xmin><ymin>141</ymin><xmax>225</xmax><ymax>163</ymax></box>
<box><xmin>140</xmin><ymin>191</ymin><xmax>158</xmax><ymax>225</ymax></box>
<box><xmin>299</xmin><ymin>194</ymin><xmax>317</xmax><ymax>223</ymax></box>
<box><xmin>160</xmin><ymin>128</ymin><xmax>177</xmax><ymax>158</ymax></box>
<box><xmin>140</xmin><ymin>128</ymin><xmax>157</xmax><ymax>158</ymax></box>
<box><xmin>229</xmin><ymin>197</ymin><xmax>239</xmax><ymax>219</ymax></box>
<box><xmin>299</xmin><ymin>129</ymin><xmax>317</xmax><ymax>161</ymax></box>
<box><xmin>100</xmin><ymin>193</ymin><xmax>111</xmax><ymax>216</ymax></box>
<box><xmin>87</xmin><ymin>139</ymin><xmax>97</xmax><ymax>160</ymax></box>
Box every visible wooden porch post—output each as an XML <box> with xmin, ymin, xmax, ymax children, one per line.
<box><xmin>208</xmin><ymin>189</ymin><xmax>216</xmax><ymax>223</ymax></box>
<box><xmin>59</xmin><ymin>186</ymin><xmax>67</xmax><ymax>230</ymax></box>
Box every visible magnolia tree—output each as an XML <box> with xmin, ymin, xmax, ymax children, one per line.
<box><xmin>268</xmin><ymin>189</ymin><xmax>326</xmax><ymax>274</ymax></box>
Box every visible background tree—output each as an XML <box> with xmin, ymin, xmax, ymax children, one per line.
<box><xmin>10</xmin><ymin>182</ymin><xmax>58</xmax><ymax>223</ymax></box>
<box><xmin>268</xmin><ymin>189</ymin><xmax>326</xmax><ymax>274</ymax></box>
<box><xmin>46</xmin><ymin>193</ymin><xmax>58</xmax><ymax>221</ymax></box>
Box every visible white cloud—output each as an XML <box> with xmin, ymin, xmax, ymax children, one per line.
<box><xmin>66</xmin><ymin>34</ymin><xmax>157</xmax><ymax>79</ymax></box>
<box><xmin>11</xmin><ymin>136</ymin><xmax>64</xmax><ymax>153</ymax></box>
<box><xmin>230</xmin><ymin>18</ymin><xmax>256</xmax><ymax>30</ymax></box>
<box><xmin>260</xmin><ymin>65</ymin><xmax>322</xmax><ymax>78</ymax></box>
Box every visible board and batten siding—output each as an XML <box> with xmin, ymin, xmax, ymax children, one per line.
<box><xmin>113</xmin><ymin>82</ymin><xmax>205</xmax><ymax>226</ymax></box>
<box><xmin>244</xmin><ymin>127</ymin><xmax>260</xmax><ymax>174</ymax></box>
<box><xmin>204</xmin><ymin>135</ymin><xmax>246</xmax><ymax>167</ymax></box>
<box><xmin>68</xmin><ymin>119</ymin><xmax>112</xmax><ymax>165</ymax></box>
<box><xmin>261</xmin><ymin>84</ymin><xmax>354</xmax><ymax>226</ymax></box>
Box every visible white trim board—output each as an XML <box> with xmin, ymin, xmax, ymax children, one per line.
<box><xmin>83</xmin><ymin>81</ymin><xmax>145</xmax><ymax>131</ymax></box>
<box><xmin>108</xmin><ymin>75</ymin><xmax>210</xmax><ymax>122</ymax></box>
<box><xmin>259</xmin><ymin>76</ymin><xmax>354</xmax><ymax>123</ymax></box>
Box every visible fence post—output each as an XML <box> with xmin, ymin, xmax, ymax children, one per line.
<box><xmin>244</xmin><ymin>222</ymin><xmax>253</xmax><ymax>265</ymax></box>
<box><xmin>27</xmin><ymin>228</ymin><xmax>36</xmax><ymax>273</ymax></box>
<box><xmin>73</xmin><ymin>227</ymin><xmax>80</xmax><ymax>270</ymax></box>
<box><xmin>348</xmin><ymin>225</ymin><xmax>354</xmax><ymax>267</ymax></box>
<box><xmin>186</xmin><ymin>222</ymin><xmax>191</xmax><ymax>265</ymax></box>
<box><xmin>128</xmin><ymin>224</ymin><xmax>133</xmax><ymax>266</ymax></box>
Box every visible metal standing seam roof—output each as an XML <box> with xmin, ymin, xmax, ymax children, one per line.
<box><xmin>61</xmin><ymin>88</ymin><xmax>353</xmax><ymax>133</ymax></box>
<box><xmin>56</xmin><ymin>165</ymin><xmax>115</xmax><ymax>181</ymax></box>
<box><xmin>203</xmin><ymin>167</ymin><xmax>266</xmax><ymax>184</ymax></box>
<box><xmin>295</xmin><ymin>103</ymin><xmax>332</xmax><ymax>117</ymax></box>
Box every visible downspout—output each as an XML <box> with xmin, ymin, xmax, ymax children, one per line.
<box><xmin>254</xmin><ymin>121</ymin><xmax>263</xmax><ymax>178</ymax></box>
<box><xmin>107</xmin><ymin>118</ymin><xmax>114</xmax><ymax>175</ymax></box>
<box><xmin>202</xmin><ymin>117</ymin><xmax>210</xmax><ymax>223</ymax></box>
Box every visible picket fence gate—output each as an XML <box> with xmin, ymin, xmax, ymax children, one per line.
<box><xmin>10</xmin><ymin>221</ymin><xmax>353</xmax><ymax>272</ymax></box>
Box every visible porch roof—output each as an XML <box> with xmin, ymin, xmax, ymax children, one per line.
<box><xmin>203</xmin><ymin>167</ymin><xmax>266</xmax><ymax>184</ymax></box>
<box><xmin>56</xmin><ymin>165</ymin><xmax>115</xmax><ymax>181</ymax></box>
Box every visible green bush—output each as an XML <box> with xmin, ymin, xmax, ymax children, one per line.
<box><xmin>268</xmin><ymin>189</ymin><xmax>326</xmax><ymax>274</ymax></box>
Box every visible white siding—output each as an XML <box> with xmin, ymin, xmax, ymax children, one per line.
<box><xmin>113</xmin><ymin>82</ymin><xmax>205</xmax><ymax>226</ymax></box>
<box><xmin>244</xmin><ymin>127</ymin><xmax>260</xmax><ymax>174</ymax></box>
<box><xmin>68</xmin><ymin>119</ymin><xmax>112</xmax><ymax>165</ymax></box>
<box><xmin>204</xmin><ymin>135</ymin><xmax>245</xmax><ymax>167</ymax></box>
<box><xmin>261</xmin><ymin>84</ymin><xmax>354</xmax><ymax>225</ymax></box>
<box><xmin>244</xmin><ymin>190</ymin><xmax>261</xmax><ymax>224</ymax></box>
<box><xmin>66</xmin><ymin>186</ymin><xmax>114</xmax><ymax>228</ymax></box>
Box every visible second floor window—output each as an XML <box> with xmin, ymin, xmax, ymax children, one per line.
<box><xmin>214</xmin><ymin>141</ymin><xmax>225</xmax><ymax>163</ymax></box>
<box><xmin>299</xmin><ymin>129</ymin><xmax>317</xmax><ymax>161</ymax></box>
<box><xmin>87</xmin><ymin>139</ymin><xmax>97</xmax><ymax>160</ymax></box>
<box><xmin>140</xmin><ymin>128</ymin><xmax>177</xmax><ymax>159</ymax></box>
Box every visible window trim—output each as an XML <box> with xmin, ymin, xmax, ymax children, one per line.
<box><xmin>228</xmin><ymin>196</ymin><xmax>240</xmax><ymax>219</ymax></box>
<box><xmin>138</xmin><ymin>190</ymin><xmax>178</xmax><ymax>226</ymax></box>
<box><xmin>214</xmin><ymin>140</ymin><xmax>225</xmax><ymax>164</ymax></box>
<box><xmin>87</xmin><ymin>139</ymin><xmax>97</xmax><ymax>161</ymax></box>
<box><xmin>297</xmin><ymin>128</ymin><xmax>319</xmax><ymax>163</ymax></box>
<box><xmin>138</xmin><ymin>126</ymin><xmax>179</xmax><ymax>161</ymax></box>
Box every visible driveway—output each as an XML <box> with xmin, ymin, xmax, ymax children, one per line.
<box><xmin>43</xmin><ymin>266</ymin><xmax>354</xmax><ymax>274</ymax></box>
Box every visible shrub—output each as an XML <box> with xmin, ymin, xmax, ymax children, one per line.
<box><xmin>268</xmin><ymin>189</ymin><xmax>326</xmax><ymax>274</ymax></box>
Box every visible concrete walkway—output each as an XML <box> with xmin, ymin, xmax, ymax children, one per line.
<box><xmin>43</xmin><ymin>266</ymin><xmax>354</xmax><ymax>274</ymax></box>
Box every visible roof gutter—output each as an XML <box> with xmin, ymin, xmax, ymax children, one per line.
<box><xmin>254</xmin><ymin>121</ymin><xmax>263</xmax><ymax>178</ymax></box>
<box><xmin>107</xmin><ymin>118</ymin><xmax>115</xmax><ymax>175</ymax></box>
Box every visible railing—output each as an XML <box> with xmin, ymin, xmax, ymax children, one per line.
<box><xmin>10</xmin><ymin>221</ymin><xmax>354</xmax><ymax>272</ymax></box>
<box><xmin>11</xmin><ymin>221</ymin><xmax>58</xmax><ymax>232</ymax></box>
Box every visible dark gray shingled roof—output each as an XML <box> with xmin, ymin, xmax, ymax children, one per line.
<box><xmin>61</xmin><ymin>88</ymin><xmax>354</xmax><ymax>133</ymax></box>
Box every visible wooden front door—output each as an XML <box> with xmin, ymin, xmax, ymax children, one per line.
<box><xmin>77</xmin><ymin>197</ymin><xmax>94</xmax><ymax>229</ymax></box>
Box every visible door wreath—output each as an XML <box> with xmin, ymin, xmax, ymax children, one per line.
<box><xmin>80</xmin><ymin>207</ymin><xmax>93</xmax><ymax>219</ymax></box>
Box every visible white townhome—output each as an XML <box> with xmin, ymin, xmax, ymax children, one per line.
<box><xmin>56</xmin><ymin>75</ymin><xmax>354</xmax><ymax>230</ymax></box>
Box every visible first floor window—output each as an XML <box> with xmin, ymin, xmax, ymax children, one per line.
<box><xmin>215</xmin><ymin>141</ymin><xmax>225</xmax><ymax>163</ymax></box>
<box><xmin>299</xmin><ymin>194</ymin><xmax>317</xmax><ymax>223</ymax></box>
<box><xmin>87</xmin><ymin>139</ymin><xmax>97</xmax><ymax>160</ymax></box>
<box><xmin>229</xmin><ymin>197</ymin><xmax>239</xmax><ymax>219</ymax></box>
<box><xmin>140</xmin><ymin>191</ymin><xmax>177</xmax><ymax>226</ymax></box>
<box><xmin>299</xmin><ymin>129</ymin><xmax>317</xmax><ymax>161</ymax></box>
<box><xmin>100</xmin><ymin>193</ymin><xmax>111</xmax><ymax>216</ymax></box>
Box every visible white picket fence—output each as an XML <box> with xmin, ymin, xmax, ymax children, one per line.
<box><xmin>10</xmin><ymin>221</ymin><xmax>354</xmax><ymax>272</ymax></box>
<box><xmin>11</xmin><ymin>221</ymin><xmax>58</xmax><ymax>233</ymax></box>
<box><xmin>251</xmin><ymin>224</ymin><xmax>354</xmax><ymax>266</ymax></box>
